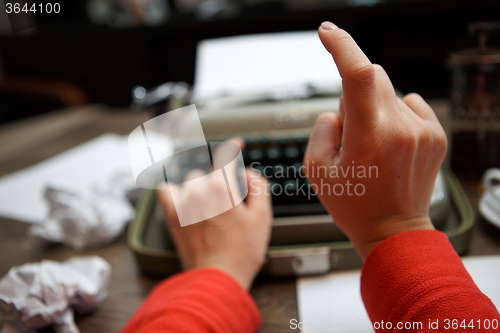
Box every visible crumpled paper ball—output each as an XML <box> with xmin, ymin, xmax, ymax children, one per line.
<box><xmin>28</xmin><ymin>174</ymin><xmax>136</xmax><ymax>250</ymax></box>
<box><xmin>0</xmin><ymin>256</ymin><xmax>111</xmax><ymax>333</ymax></box>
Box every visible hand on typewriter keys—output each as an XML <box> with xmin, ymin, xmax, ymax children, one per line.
<box><xmin>304</xmin><ymin>22</ymin><xmax>448</xmax><ymax>260</ymax></box>
<box><xmin>157</xmin><ymin>138</ymin><xmax>272</xmax><ymax>290</ymax></box>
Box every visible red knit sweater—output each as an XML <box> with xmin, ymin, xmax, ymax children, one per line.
<box><xmin>121</xmin><ymin>230</ymin><xmax>500</xmax><ymax>333</ymax></box>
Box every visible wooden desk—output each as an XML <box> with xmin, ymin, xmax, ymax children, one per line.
<box><xmin>1</xmin><ymin>101</ymin><xmax>499</xmax><ymax>333</ymax></box>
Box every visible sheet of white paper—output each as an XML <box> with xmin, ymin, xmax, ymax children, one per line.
<box><xmin>296</xmin><ymin>256</ymin><xmax>500</xmax><ymax>333</ymax></box>
<box><xmin>0</xmin><ymin>134</ymin><xmax>132</xmax><ymax>224</ymax></box>
<box><xmin>193</xmin><ymin>31</ymin><xmax>342</xmax><ymax>102</ymax></box>
<box><xmin>297</xmin><ymin>270</ymin><xmax>371</xmax><ymax>333</ymax></box>
<box><xmin>462</xmin><ymin>256</ymin><xmax>500</xmax><ymax>310</ymax></box>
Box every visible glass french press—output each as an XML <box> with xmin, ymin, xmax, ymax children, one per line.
<box><xmin>449</xmin><ymin>22</ymin><xmax>500</xmax><ymax>181</ymax></box>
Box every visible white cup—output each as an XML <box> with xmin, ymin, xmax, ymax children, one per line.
<box><xmin>479</xmin><ymin>168</ymin><xmax>500</xmax><ymax>227</ymax></box>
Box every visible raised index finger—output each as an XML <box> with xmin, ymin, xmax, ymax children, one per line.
<box><xmin>318</xmin><ymin>22</ymin><xmax>378</xmax><ymax>127</ymax></box>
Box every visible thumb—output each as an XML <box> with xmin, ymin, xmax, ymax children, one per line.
<box><xmin>304</xmin><ymin>112</ymin><xmax>342</xmax><ymax>178</ymax></box>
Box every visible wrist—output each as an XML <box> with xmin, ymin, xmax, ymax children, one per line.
<box><xmin>354</xmin><ymin>215</ymin><xmax>435</xmax><ymax>260</ymax></box>
<box><xmin>194</xmin><ymin>264</ymin><xmax>255</xmax><ymax>290</ymax></box>
<box><xmin>192</xmin><ymin>255</ymin><xmax>261</xmax><ymax>290</ymax></box>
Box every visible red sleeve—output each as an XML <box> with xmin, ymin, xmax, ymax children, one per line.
<box><xmin>121</xmin><ymin>268</ymin><xmax>261</xmax><ymax>333</ymax></box>
<box><xmin>361</xmin><ymin>230</ymin><xmax>499</xmax><ymax>331</ymax></box>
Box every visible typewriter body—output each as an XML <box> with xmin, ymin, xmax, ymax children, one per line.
<box><xmin>131</xmin><ymin>88</ymin><xmax>450</xmax><ymax>245</ymax></box>
<box><xmin>128</xmin><ymin>85</ymin><xmax>475</xmax><ymax>277</ymax></box>
<box><xmin>128</xmin><ymin>32</ymin><xmax>464</xmax><ymax>276</ymax></box>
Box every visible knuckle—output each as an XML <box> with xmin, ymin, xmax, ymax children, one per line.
<box><xmin>434</xmin><ymin>130</ymin><xmax>448</xmax><ymax>156</ymax></box>
<box><xmin>372</xmin><ymin>64</ymin><xmax>385</xmax><ymax>74</ymax></box>
<box><xmin>394</xmin><ymin>126</ymin><xmax>418</xmax><ymax>152</ymax></box>
<box><xmin>349</xmin><ymin>63</ymin><xmax>375</xmax><ymax>84</ymax></box>
<box><xmin>418</xmin><ymin>126</ymin><xmax>433</xmax><ymax>147</ymax></box>
<box><xmin>372</xmin><ymin>64</ymin><xmax>388</xmax><ymax>82</ymax></box>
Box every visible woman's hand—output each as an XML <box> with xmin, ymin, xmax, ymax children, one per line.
<box><xmin>304</xmin><ymin>22</ymin><xmax>447</xmax><ymax>260</ymax></box>
<box><xmin>157</xmin><ymin>138</ymin><xmax>273</xmax><ymax>290</ymax></box>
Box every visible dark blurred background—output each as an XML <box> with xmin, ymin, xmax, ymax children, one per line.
<box><xmin>1</xmin><ymin>0</ymin><xmax>500</xmax><ymax>124</ymax></box>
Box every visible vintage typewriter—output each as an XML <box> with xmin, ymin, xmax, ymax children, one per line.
<box><xmin>128</xmin><ymin>32</ymin><xmax>472</xmax><ymax>276</ymax></box>
<box><xmin>128</xmin><ymin>85</ymin><xmax>472</xmax><ymax>277</ymax></box>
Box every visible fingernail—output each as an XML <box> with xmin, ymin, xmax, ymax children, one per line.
<box><xmin>320</xmin><ymin>21</ymin><xmax>338</xmax><ymax>30</ymax></box>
